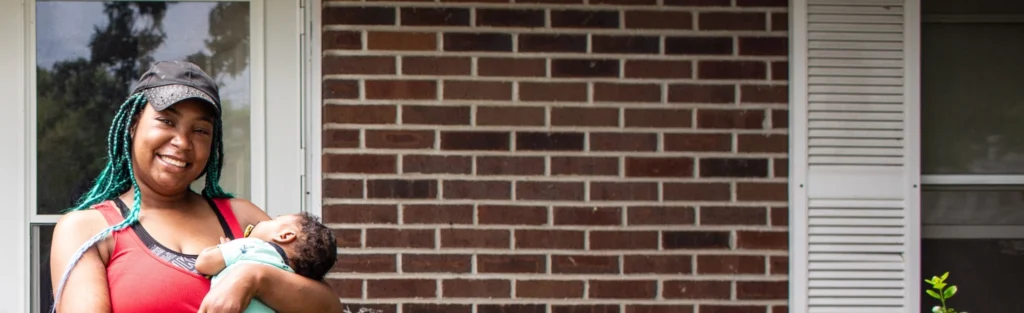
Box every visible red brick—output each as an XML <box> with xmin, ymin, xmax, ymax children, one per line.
<box><xmin>323</xmin><ymin>154</ymin><xmax>396</xmax><ymax>174</ymax></box>
<box><xmin>365</xmin><ymin>130</ymin><xmax>434</xmax><ymax>149</ymax></box>
<box><xmin>478</xmin><ymin>255</ymin><xmax>547</xmax><ymax>273</ymax></box>
<box><xmin>477</xmin><ymin>106</ymin><xmax>546</xmax><ymax>126</ymax></box>
<box><xmin>323</xmin><ymin>129</ymin><xmax>358</xmax><ymax>148</ymax></box>
<box><xmin>699</xmin><ymin>12</ymin><xmax>766</xmax><ymax>30</ymax></box>
<box><xmin>403</xmin><ymin>155</ymin><xmax>472</xmax><ymax>174</ymax></box>
<box><xmin>626</xmin><ymin>305</ymin><xmax>695</xmax><ymax>313</ymax></box>
<box><xmin>590</xmin><ymin>280</ymin><xmax>657</xmax><ymax>299</ymax></box>
<box><xmin>519</xmin><ymin>34</ymin><xmax>587</xmax><ymax>53</ymax></box>
<box><xmin>664</xmin><ymin>0</ymin><xmax>730</xmax><ymax>5</ymax></box>
<box><xmin>589</xmin><ymin>231</ymin><xmax>659</xmax><ymax>250</ymax></box>
<box><xmin>591</xmin><ymin>133</ymin><xmax>658</xmax><ymax>152</ymax></box>
<box><xmin>403</xmin><ymin>254</ymin><xmax>472</xmax><ymax>273</ymax></box>
<box><xmin>551</xmin><ymin>157</ymin><xmax>618</xmax><ymax>176</ymax></box>
<box><xmin>323</xmin><ymin>31</ymin><xmax>361</xmax><ymax>50</ymax></box>
<box><xmin>478</xmin><ymin>58</ymin><xmax>546</xmax><ymax>77</ymax></box>
<box><xmin>403</xmin><ymin>204</ymin><xmax>473</xmax><ymax>224</ymax></box>
<box><xmin>366</xmin><ymin>279</ymin><xmax>436</xmax><ymax>298</ymax></box>
<box><xmin>699</xmin><ymin>306</ymin><xmax>765</xmax><ymax>313</ymax></box>
<box><xmin>368</xmin><ymin>31</ymin><xmax>437</xmax><ymax>51</ymax></box>
<box><xmin>625</xmin><ymin>60</ymin><xmax>692</xmax><ymax>79</ymax></box>
<box><xmin>516</xmin><ymin>280</ymin><xmax>584</xmax><ymax>298</ymax></box>
<box><xmin>552</xmin><ymin>255</ymin><xmax>619</xmax><ymax>274</ymax></box>
<box><xmin>663</xmin><ymin>281</ymin><xmax>730</xmax><ymax>299</ymax></box>
<box><xmin>477</xmin><ymin>9</ymin><xmax>545</xmax><ymax>27</ymax></box>
<box><xmin>665</xmin><ymin>134</ymin><xmax>732</xmax><ymax>152</ymax></box>
<box><xmin>479</xmin><ymin>305</ymin><xmax>548</xmax><ymax>313</ymax></box>
<box><xmin>592</xmin><ymin>0</ymin><xmax>655</xmax><ymax>4</ymax></box>
<box><xmin>701</xmin><ymin>206</ymin><xmax>767</xmax><ymax>226</ymax></box>
<box><xmin>626</xmin><ymin>157</ymin><xmax>694</xmax><ymax>177</ymax></box>
<box><xmin>332</xmin><ymin>254</ymin><xmax>396</xmax><ymax>273</ymax></box>
<box><xmin>771</xmin><ymin>207</ymin><xmax>788</xmax><ymax>226</ymax></box>
<box><xmin>441</xmin><ymin>229</ymin><xmax>510</xmax><ymax>248</ymax></box>
<box><xmin>772</xmin><ymin>62</ymin><xmax>788</xmax><ymax>80</ymax></box>
<box><xmin>664</xmin><ymin>183</ymin><xmax>731</xmax><ymax>201</ymax></box>
<box><xmin>551</xmin><ymin>10</ymin><xmax>620</xmax><ymax>28</ymax></box>
<box><xmin>517</xmin><ymin>181</ymin><xmax>585</xmax><ymax>201</ymax></box>
<box><xmin>366</xmin><ymin>179</ymin><xmax>437</xmax><ymax>199</ymax></box>
<box><xmin>443</xmin><ymin>180</ymin><xmax>512</xmax><ymax>200</ymax></box>
<box><xmin>515</xmin><ymin>230</ymin><xmax>585</xmax><ymax>249</ymax></box>
<box><xmin>698</xmin><ymin>255</ymin><xmax>764</xmax><ymax>274</ymax></box>
<box><xmin>590</xmin><ymin>182</ymin><xmax>658</xmax><ymax>201</ymax></box>
<box><xmin>478</xmin><ymin>205</ymin><xmax>548</xmax><ymax>225</ymax></box>
<box><xmin>552</xmin><ymin>59</ymin><xmax>619</xmax><ymax>78</ymax></box>
<box><xmin>366</xmin><ymin>229</ymin><xmax>435</xmax><ymax>248</ymax></box>
<box><xmin>405</xmin><ymin>304</ymin><xmax>472</xmax><ymax>313</ymax></box>
<box><xmin>324</xmin><ymin>7</ymin><xmax>396</xmax><ymax>25</ymax></box>
<box><xmin>774</xmin><ymin>158</ymin><xmax>788</xmax><ymax>178</ymax></box>
<box><xmin>739</xmin><ymin>37</ymin><xmax>788</xmax><ymax>56</ymax></box>
<box><xmin>737</xmin><ymin>231</ymin><xmax>788</xmax><ymax>250</ymax></box>
<box><xmin>770</xmin><ymin>256</ymin><xmax>788</xmax><ymax>274</ymax></box>
<box><xmin>666</xmin><ymin>37</ymin><xmax>733</xmax><ymax>55</ymax></box>
<box><xmin>404</xmin><ymin>105</ymin><xmax>470</xmax><ymax>125</ymax></box>
<box><xmin>323</xmin><ymin>204</ymin><xmax>396</xmax><ymax>224</ymax></box>
<box><xmin>739</xmin><ymin>134</ymin><xmax>787</xmax><ymax>153</ymax></box>
<box><xmin>519</xmin><ymin>82</ymin><xmax>587</xmax><ymax>102</ymax></box>
<box><xmin>663</xmin><ymin>231</ymin><xmax>731</xmax><ymax>249</ymax></box>
<box><xmin>738</xmin><ymin>0</ymin><xmax>787</xmax><ymax>6</ymax></box>
<box><xmin>772</xmin><ymin>306</ymin><xmax>787</xmax><ymax>313</ymax></box>
<box><xmin>741</xmin><ymin>85</ymin><xmax>788</xmax><ymax>103</ymax></box>
<box><xmin>442</xmin><ymin>131</ymin><xmax>510</xmax><ymax>150</ymax></box>
<box><xmin>624</xmin><ymin>109</ymin><xmax>691</xmax><ymax>128</ymax></box>
<box><xmin>323</xmin><ymin>179</ymin><xmax>362</xmax><ymax>199</ymax></box>
<box><xmin>624</xmin><ymin>255</ymin><xmax>692</xmax><ymax>274</ymax></box>
<box><xmin>444</xmin><ymin>81</ymin><xmax>512</xmax><ymax>100</ymax></box>
<box><xmin>554</xmin><ymin>207</ymin><xmax>621</xmax><ymax>226</ymax></box>
<box><xmin>669</xmin><ymin>84</ymin><xmax>735</xmax><ymax>103</ymax></box>
<box><xmin>443</xmin><ymin>279</ymin><xmax>511</xmax><ymax>298</ymax></box>
<box><xmin>737</xmin><ymin>281</ymin><xmax>787</xmax><ymax>299</ymax></box>
<box><xmin>326</xmin><ymin>279</ymin><xmax>362</xmax><ymax>298</ymax></box>
<box><xmin>323</xmin><ymin>56</ymin><xmax>395</xmax><ymax>75</ymax></box>
<box><xmin>625</xmin><ymin>11</ymin><xmax>693</xmax><ymax>29</ymax></box>
<box><xmin>697</xmin><ymin>109</ymin><xmax>766</xmax><ymax>129</ymax></box>
<box><xmin>737</xmin><ymin>182</ymin><xmax>787</xmax><ymax>201</ymax></box>
<box><xmin>401</xmin><ymin>7</ymin><xmax>470</xmax><ymax>26</ymax></box>
<box><xmin>627</xmin><ymin>206</ymin><xmax>695</xmax><ymax>225</ymax></box>
<box><xmin>552</xmin><ymin>306</ymin><xmax>621</xmax><ymax>313</ymax></box>
<box><xmin>551</xmin><ymin>107</ymin><xmax>620</xmax><ymax>127</ymax></box>
<box><xmin>324</xmin><ymin>105</ymin><xmax>396</xmax><ymax>124</ymax></box>
<box><xmin>698</xmin><ymin>61</ymin><xmax>767</xmax><ymax>80</ymax></box>
<box><xmin>323</xmin><ymin>80</ymin><xmax>359</xmax><ymax>99</ymax></box>
<box><xmin>444</xmin><ymin>33</ymin><xmax>513</xmax><ymax>52</ymax></box>
<box><xmin>772</xmin><ymin>13</ymin><xmax>788</xmax><ymax>31</ymax></box>
<box><xmin>701</xmin><ymin>158</ymin><xmax>769</xmax><ymax>178</ymax></box>
<box><xmin>772</xmin><ymin>109</ymin><xmax>788</xmax><ymax>128</ymax></box>
<box><xmin>334</xmin><ymin>229</ymin><xmax>361</xmax><ymax>248</ymax></box>
<box><xmin>365</xmin><ymin>80</ymin><xmax>437</xmax><ymax>100</ymax></box>
<box><xmin>403</xmin><ymin>56</ymin><xmax>471</xmax><ymax>75</ymax></box>
<box><xmin>478</xmin><ymin>156</ymin><xmax>545</xmax><ymax>175</ymax></box>
<box><xmin>592</xmin><ymin>36</ymin><xmax>660</xmax><ymax>54</ymax></box>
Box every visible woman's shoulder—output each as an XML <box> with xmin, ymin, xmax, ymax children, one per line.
<box><xmin>54</xmin><ymin>202</ymin><xmax>115</xmax><ymax>232</ymax></box>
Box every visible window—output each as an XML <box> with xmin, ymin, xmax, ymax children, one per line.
<box><xmin>921</xmin><ymin>0</ymin><xmax>1024</xmax><ymax>312</ymax></box>
<box><xmin>0</xmin><ymin>0</ymin><xmax>310</xmax><ymax>311</ymax></box>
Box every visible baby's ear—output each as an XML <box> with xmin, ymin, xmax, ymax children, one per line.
<box><xmin>275</xmin><ymin>229</ymin><xmax>298</xmax><ymax>243</ymax></box>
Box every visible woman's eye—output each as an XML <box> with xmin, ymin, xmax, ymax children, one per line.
<box><xmin>195</xmin><ymin>128</ymin><xmax>211</xmax><ymax>135</ymax></box>
<box><xmin>156</xmin><ymin>118</ymin><xmax>174</xmax><ymax>126</ymax></box>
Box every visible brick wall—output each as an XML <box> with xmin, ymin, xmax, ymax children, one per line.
<box><xmin>319</xmin><ymin>0</ymin><xmax>789</xmax><ymax>312</ymax></box>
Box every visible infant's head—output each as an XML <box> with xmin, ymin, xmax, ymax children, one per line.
<box><xmin>244</xmin><ymin>212</ymin><xmax>337</xmax><ymax>280</ymax></box>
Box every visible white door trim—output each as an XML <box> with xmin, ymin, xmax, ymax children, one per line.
<box><xmin>0</xmin><ymin>1</ymin><xmax>28</xmax><ymax>310</ymax></box>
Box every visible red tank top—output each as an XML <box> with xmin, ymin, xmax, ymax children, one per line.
<box><xmin>94</xmin><ymin>198</ymin><xmax>244</xmax><ymax>313</ymax></box>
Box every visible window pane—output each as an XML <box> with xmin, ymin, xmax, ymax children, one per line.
<box><xmin>35</xmin><ymin>1</ymin><xmax>251</xmax><ymax>214</ymax></box>
<box><xmin>921</xmin><ymin>22</ymin><xmax>1024</xmax><ymax>174</ymax></box>
<box><xmin>34</xmin><ymin>225</ymin><xmax>54</xmax><ymax>313</ymax></box>
<box><xmin>922</xmin><ymin>239</ymin><xmax>1024</xmax><ymax>313</ymax></box>
<box><xmin>922</xmin><ymin>189</ymin><xmax>1024</xmax><ymax>226</ymax></box>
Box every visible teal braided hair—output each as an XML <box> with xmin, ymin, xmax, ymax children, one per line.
<box><xmin>50</xmin><ymin>92</ymin><xmax>232</xmax><ymax>312</ymax></box>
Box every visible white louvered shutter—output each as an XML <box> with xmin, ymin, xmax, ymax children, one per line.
<box><xmin>790</xmin><ymin>0</ymin><xmax>920</xmax><ymax>313</ymax></box>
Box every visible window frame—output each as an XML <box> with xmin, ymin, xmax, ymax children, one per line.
<box><xmin>0</xmin><ymin>0</ymin><xmax>312</xmax><ymax>311</ymax></box>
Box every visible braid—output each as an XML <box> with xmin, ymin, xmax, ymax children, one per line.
<box><xmin>51</xmin><ymin>93</ymin><xmax>233</xmax><ymax>312</ymax></box>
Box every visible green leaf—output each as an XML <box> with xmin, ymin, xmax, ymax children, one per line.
<box><xmin>935</xmin><ymin>282</ymin><xmax>947</xmax><ymax>290</ymax></box>
<box><xmin>932</xmin><ymin>306</ymin><xmax>942</xmax><ymax>313</ymax></box>
<box><xmin>926</xmin><ymin>289</ymin><xmax>942</xmax><ymax>300</ymax></box>
<box><xmin>941</xmin><ymin>272</ymin><xmax>949</xmax><ymax>281</ymax></box>
<box><xmin>944</xmin><ymin>285</ymin><xmax>957</xmax><ymax>298</ymax></box>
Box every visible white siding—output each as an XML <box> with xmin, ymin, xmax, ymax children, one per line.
<box><xmin>791</xmin><ymin>0</ymin><xmax>921</xmax><ymax>312</ymax></box>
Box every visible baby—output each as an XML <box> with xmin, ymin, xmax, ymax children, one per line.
<box><xmin>196</xmin><ymin>212</ymin><xmax>337</xmax><ymax>313</ymax></box>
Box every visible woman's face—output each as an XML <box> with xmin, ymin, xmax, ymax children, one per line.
<box><xmin>131</xmin><ymin>99</ymin><xmax>215</xmax><ymax>195</ymax></box>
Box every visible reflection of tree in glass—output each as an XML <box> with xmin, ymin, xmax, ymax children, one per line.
<box><xmin>36</xmin><ymin>2</ymin><xmax>249</xmax><ymax>214</ymax></box>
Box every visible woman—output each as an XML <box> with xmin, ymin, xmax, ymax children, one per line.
<box><xmin>48</xmin><ymin>61</ymin><xmax>342</xmax><ymax>313</ymax></box>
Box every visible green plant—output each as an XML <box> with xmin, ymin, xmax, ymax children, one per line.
<box><xmin>925</xmin><ymin>272</ymin><xmax>965</xmax><ymax>313</ymax></box>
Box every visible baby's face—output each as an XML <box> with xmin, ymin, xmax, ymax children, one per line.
<box><xmin>246</xmin><ymin>214</ymin><xmax>303</xmax><ymax>243</ymax></box>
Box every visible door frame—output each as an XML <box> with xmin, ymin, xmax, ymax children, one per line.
<box><xmin>0</xmin><ymin>0</ymin><xmax>313</xmax><ymax>311</ymax></box>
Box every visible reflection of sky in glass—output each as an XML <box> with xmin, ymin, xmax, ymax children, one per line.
<box><xmin>35</xmin><ymin>1</ymin><xmax>249</xmax><ymax>109</ymax></box>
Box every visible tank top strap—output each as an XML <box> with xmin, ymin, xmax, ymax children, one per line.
<box><xmin>92</xmin><ymin>200</ymin><xmax>126</xmax><ymax>226</ymax></box>
<box><xmin>210</xmin><ymin>197</ymin><xmax>244</xmax><ymax>239</ymax></box>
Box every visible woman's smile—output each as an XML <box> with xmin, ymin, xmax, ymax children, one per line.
<box><xmin>156</xmin><ymin>154</ymin><xmax>190</xmax><ymax>170</ymax></box>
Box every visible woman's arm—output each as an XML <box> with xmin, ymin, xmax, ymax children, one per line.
<box><xmin>212</xmin><ymin>199</ymin><xmax>343</xmax><ymax>313</ymax></box>
<box><xmin>49</xmin><ymin>210</ymin><xmax>113</xmax><ymax>313</ymax></box>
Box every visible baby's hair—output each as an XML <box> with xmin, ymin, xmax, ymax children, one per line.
<box><xmin>290</xmin><ymin>212</ymin><xmax>337</xmax><ymax>281</ymax></box>
<box><xmin>50</xmin><ymin>93</ymin><xmax>232</xmax><ymax>312</ymax></box>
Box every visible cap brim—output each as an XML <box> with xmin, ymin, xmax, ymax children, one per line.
<box><xmin>142</xmin><ymin>85</ymin><xmax>220</xmax><ymax>114</ymax></box>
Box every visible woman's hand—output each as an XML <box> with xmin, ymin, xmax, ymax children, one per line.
<box><xmin>197</xmin><ymin>263</ymin><xmax>260</xmax><ymax>313</ymax></box>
